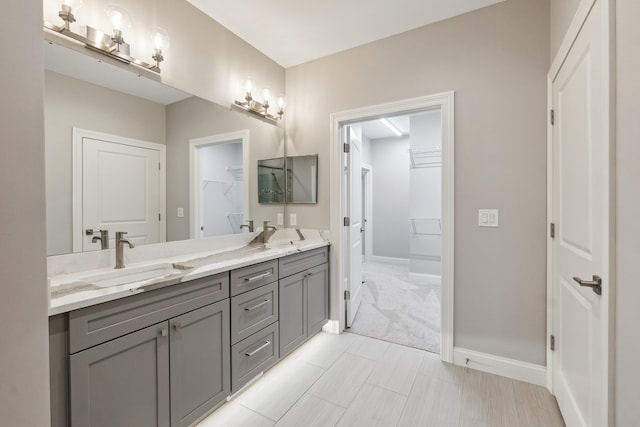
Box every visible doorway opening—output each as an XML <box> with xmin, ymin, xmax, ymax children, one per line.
<box><xmin>329</xmin><ymin>92</ymin><xmax>454</xmax><ymax>362</ymax></box>
<box><xmin>345</xmin><ymin>111</ymin><xmax>443</xmax><ymax>353</ymax></box>
<box><xmin>189</xmin><ymin>130</ymin><xmax>249</xmax><ymax>238</ymax></box>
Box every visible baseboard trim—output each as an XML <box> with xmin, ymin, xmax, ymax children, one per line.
<box><xmin>453</xmin><ymin>347</ymin><xmax>546</xmax><ymax>387</ymax></box>
<box><xmin>322</xmin><ymin>319</ymin><xmax>340</xmax><ymax>334</ymax></box>
<box><xmin>370</xmin><ymin>256</ymin><xmax>409</xmax><ymax>265</ymax></box>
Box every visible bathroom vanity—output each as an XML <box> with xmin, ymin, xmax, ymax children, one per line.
<box><xmin>48</xmin><ymin>231</ymin><xmax>329</xmax><ymax>427</ymax></box>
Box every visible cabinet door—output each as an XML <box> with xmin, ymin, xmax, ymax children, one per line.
<box><xmin>70</xmin><ymin>322</ymin><xmax>170</xmax><ymax>427</ymax></box>
<box><xmin>279</xmin><ymin>271</ymin><xmax>307</xmax><ymax>357</ymax></box>
<box><xmin>307</xmin><ymin>263</ymin><xmax>329</xmax><ymax>335</ymax></box>
<box><xmin>170</xmin><ymin>299</ymin><xmax>230</xmax><ymax>427</ymax></box>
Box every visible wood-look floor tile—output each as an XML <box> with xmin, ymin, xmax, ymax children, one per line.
<box><xmin>336</xmin><ymin>383</ymin><xmax>407</xmax><ymax>427</ymax></box>
<box><xmin>345</xmin><ymin>333</ymin><xmax>391</xmax><ymax>361</ymax></box>
<box><xmin>289</xmin><ymin>332</ymin><xmax>357</xmax><ymax>369</ymax></box>
<box><xmin>419</xmin><ymin>352</ymin><xmax>467</xmax><ymax>385</ymax></box>
<box><xmin>512</xmin><ymin>379</ymin><xmax>566</xmax><ymax>427</ymax></box>
<box><xmin>461</xmin><ymin>369</ymin><xmax>519</xmax><ymax>427</ymax></box>
<box><xmin>235</xmin><ymin>358</ymin><xmax>324</xmax><ymax>421</ymax></box>
<box><xmin>195</xmin><ymin>401</ymin><xmax>274</xmax><ymax>427</ymax></box>
<box><xmin>274</xmin><ymin>394</ymin><xmax>345</xmax><ymax>427</ymax></box>
<box><xmin>366</xmin><ymin>343</ymin><xmax>423</xmax><ymax>395</ymax></box>
<box><xmin>308</xmin><ymin>352</ymin><xmax>376</xmax><ymax>407</ymax></box>
<box><xmin>397</xmin><ymin>374</ymin><xmax>462</xmax><ymax>427</ymax></box>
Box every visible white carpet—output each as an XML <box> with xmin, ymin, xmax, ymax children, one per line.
<box><xmin>348</xmin><ymin>261</ymin><xmax>441</xmax><ymax>353</ymax></box>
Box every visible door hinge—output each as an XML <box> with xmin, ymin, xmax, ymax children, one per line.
<box><xmin>343</xmin><ymin>143</ymin><xmax>350</xmax><ymax>153</ymax></box>
<box><xmin>550</xmin><ymin>223</ymin><xmax>555</xmax><ymax>239</ymax></box>
<box><xmin>343</xmin><ymin>217</ymin><xmax>350</xmax><ymax>226</ymax></box>
<box><xmin>344</xmin><ymin>290</ymin><xmax>351</xmax><ymax>300</ymax></box>
<box><xmin>550</xmin><ymin>109</ymin><xmax>555</xmax><ymax>126</ymax></box>
<box><xmin>158</xmin><ymin>162</ymin><xmax>161</xmax><ymax>170</ymax></box>
<box><xmin>550</xmin><ymin>334</ymin><xmax>555</xmax><ymax>351</ymax></box>
<box><xmin>158</xmin><ymin>213</ymin><xmax>161</xmax><ymax>221</ymax></box>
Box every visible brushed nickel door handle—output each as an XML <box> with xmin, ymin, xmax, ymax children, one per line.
<box><xmin>573</xmin><ymin>275</ymin><xmax>602</xmax><ymax>295</ymax></box>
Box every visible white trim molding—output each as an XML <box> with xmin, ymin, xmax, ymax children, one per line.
<box><xmin>370</xmin><ymin>256</ymin><xmax>410</xmax><ymax>266</ymax></box>
<box><xmin>329</xmin><ymin>91</ymin><xmax>455</xmax><ymax>363</ymax></box>
<box><xmin>72</xmin><ymin>128</ymin><xmax>166</xmax><ymax>253</ymax></box>
<box><xmin>189</xmin><ymin>130</ymin><xmax>250</xmax><ymax>239</ymax></box>
<box><xmin>453</xmin><ymin>347</ymin><xmax>547</xmax><ymax>387</ymax></box>
<box><xmin>322</xmin><ymin>320</ymin><xmax>341</xmax><ymax>335</ymax></box>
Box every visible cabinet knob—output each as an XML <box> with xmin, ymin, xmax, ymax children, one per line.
<box><xmin>173</xmin><ymin>323</ymin><xmax>182</xmax><ymax>331</ymax></box>
<box><xmin>160</xmin><ymin>328</ymin><xmax>168</xmax><ymax>337</ymax></box>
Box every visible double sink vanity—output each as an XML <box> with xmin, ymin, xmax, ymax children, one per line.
<box><xmin>48</xmin><ymin>229</ymin><xmax>330</xmax><ymax>427</ymax></box>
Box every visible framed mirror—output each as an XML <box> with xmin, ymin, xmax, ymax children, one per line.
<box><xmin>257</xmin><ymin>158</ymin><xmax>287</xmax><ymax>204</ymax></box>
<box><xmin>44</xmin><ymin>40</ymin><xmax>284</xmax><ymax>256</ymax></box>
<box><xmin>285</xmin><ymin>155</ymin><xmax>318</xmax><ymax>204</ymax></box>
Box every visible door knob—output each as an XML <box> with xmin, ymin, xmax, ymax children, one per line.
<box><xmin>572</xmin><ymin>275</ymin><xmax>602</xmax><ymax>296</ymax></box>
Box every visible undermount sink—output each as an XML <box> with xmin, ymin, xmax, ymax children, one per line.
<box><xmin>265</xmin><ymin>240</ymin><xmax>302</xmax><ymax>250</ymax></box>
<box><xmin>81</xmin><ymin>263</ymin><xmax>186</xmax><ymax>288</ymax></box>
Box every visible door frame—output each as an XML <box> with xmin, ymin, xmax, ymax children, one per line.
<box><xmin>361</xmin><ymin>164</ymin><xmax>373</xmax><ymax>262</ymax></box>
<box><xmin>72</xmin><ymin>128</ymin><xmax>166</xmax><ymax>253</ymax></box>
<box><xmin>189</xmin><ymin>130</ymin><xmax>250</xmax><ymax>239</ymax></box>
<box><xmin>546</xmin><ymin>0</ymin><xmax>614</xmax><ymax>423</ymax></box>
<box><xmin>329</xmin><ymin>92</ymin><xmax>455</xmax><ymax>362</ymax></box>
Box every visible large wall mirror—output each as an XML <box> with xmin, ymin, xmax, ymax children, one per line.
<box><xmin>44</xmin><ymin>40</ymin><xmax>284</xmax><ymax>256</ymax></box>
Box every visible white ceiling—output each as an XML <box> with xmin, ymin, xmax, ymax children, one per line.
<box><xmin>186</xmin><ymin>0</ymin><xmax>505</xmax><ymax>67</ymax></box>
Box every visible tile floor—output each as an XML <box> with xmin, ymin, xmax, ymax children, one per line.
<box><xmin>349</xmin><ymin>261</ymin><xmax>441</xmax><ymax>353</ymax></box>
<box><xmin>196</xmin><ymin>332</ymin><xmax>565</xmax><ymax>427</ymax></box>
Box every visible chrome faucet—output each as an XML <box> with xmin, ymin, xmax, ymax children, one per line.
<box><xmin>240</xmin><ymin>220</ymin><xmax>254</xmax><ymax>232</ymax></box>
<box><xmin>91</xmin><ymin>229</ymin><xmax>109</xmax><ymax>250</ymax></box>
<box><xmin>262</xmin><ymin>220</ymin><xmax>277</xmax><ymax>244</ymax></box>
<box><xmin>115</xmin><ymin>231</ymin><xmax>135</xmax><ymax>269</ymax></box>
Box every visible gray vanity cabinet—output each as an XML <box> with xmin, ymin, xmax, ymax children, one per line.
<box><xmin>69</xmin><ymin>322</ymin><xmax>171</xmax><ymax>427</ymax></box>
<box><xmin>169</xmin><ymin>299</ymin><xmax>230</xmax><ymax>427</ymax></box>
<box><xmin>279</xmin><ymin>248</ymin><xmax>329</xmax><ymax>357</ymax></box>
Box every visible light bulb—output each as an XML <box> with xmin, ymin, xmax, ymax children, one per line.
<box><xmin>245</xmin><ymin>79</ymin><xmax>253</xmax><ymax>93</ymax></box>
<box><xmin>105</xmin><ymin>5</ymin><xmax>131</xmax><ymax>32</ymax></box>
<box><xmin>277</xmin><ymin>96</ymin><xmax>285</xmax><ymax>109</ymax></box>
<box><xmin>263</xmin><ymin>88</ymin><xmax>271</xmax><ymax>103</ymax></box>
<box><xmin>150</xmin><ymin>27</ymin><xmax>170</xmax><ymax>51</ymax></box>
<box><xmin>62</xmin><ymin>0</ymin><xmax>83</xmax><ymax>10</ymax></box>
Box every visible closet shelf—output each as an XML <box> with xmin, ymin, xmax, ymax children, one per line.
<box><xmin>226</xmin><ymin>166</ymin><xmax>243</xmax><ymax>181</ymax></box>
<box><xmin>408</xmin><ymin>218</ymin><xmax>441</xmax><ymax>236</ymax></box>
<box><xmin>202</xmin><ymin>179</ymin><xmax>234</xmax><ymax>195</ymax></box>
<box><xmin>409</xmin><ymin>147</ymin><xmax>441</xmax><ymax>169</ymax></box>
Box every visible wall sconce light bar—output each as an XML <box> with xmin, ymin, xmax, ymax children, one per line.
<box><xmin>44</xmin><ymin>5</ymin><xmax>168</xmax><ymax>74</ymax></box>
<box><xmin>233</xmin><ymin>82</ymin><xmax>284</xmax><ymax>125</ymax></box>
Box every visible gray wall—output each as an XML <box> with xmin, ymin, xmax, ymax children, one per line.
<box><xmin>44</xmin><ymin>71</ymin><xmax>166</xmax><ymax>255</ymax></box>
<box><xmin>0</xmin><ymin>1</ymin><xmax>51</xmax><ymax>425</ymax></box>
<box><xmin>550</xmin><ymin>0</ymin><xmax>581</xmax><ymax>59</ymax></box>
<box><xmin>615</xmin><ymin>0</ymin><xmax>640</xmax><ymax>424</ymax></box>
<box><xmin>286</xmin><ymin>0</ymin><xmax>550</xmax><ymax>364</ymax></box>
<box><xmin>371</xmin><ymin>136</ymin><xmax>411</xmax><ymax>259</ymax></box>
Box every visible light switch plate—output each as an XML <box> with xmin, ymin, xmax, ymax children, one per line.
<box><xmin>290</xmin><ymin>213</ymin><xmax>297</xmax><ymax>226</ymax></box>
<box><xmin>177</xmin><ymin>207</ymin><xmax>184</xmax><ymax>218</ymax></box>
<box><xmin>276</xmin><ymin>213</ymin><xmax>284</xmax><ymax>226</ymax></box>
<box><xmin>478</xmin><ymin>209</ymin><xmax>499</xmax><ymax>227</ymax></box>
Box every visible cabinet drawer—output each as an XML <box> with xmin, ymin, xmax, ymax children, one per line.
<box><xmin>279</xmin><ymin>247</ymin><xmax>328</xmax><ymax>278</ymax></box>
<box><xmin>231</xmin><ymin>322</ymin><xmax>279</xmax><ymax>392</ymax></box>
<box><xmin>230</xmin><ymin>260</ymin><xmax>278</xmax><ymax>296</ymax></box>
<box><xmin>69</xmin><ymin>272</ymin><xmax>229</xmax><ymax>354</ymax></box>
<box><xmin>231</xmin><ymin>282</ymin><xmax>278</xmax><ymax>344</ymax></box>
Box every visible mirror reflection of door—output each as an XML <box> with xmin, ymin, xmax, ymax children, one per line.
<box><xmin>200</xmin><ymin>141</ymin><xmax>244</xmax><ymax>237</ymax></box>
<box><xmin>74</xmin><ymin>129</ymin><xmax>166</xmax><ymax>252</ymax></box>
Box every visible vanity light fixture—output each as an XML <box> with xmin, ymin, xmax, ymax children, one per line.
<box><xmin>380</xmin><ymin>118</ymin><xmax>404</xmax><ymax>137</ymax></box>
<box><xmin>44</xmin><ymin>2</ymin><xmax>169</xmax><ymax>74</ymax></box>
<box><xmin>234</xmin><ymin>79</ymin><xmax>285</xmax><ymax>124</ymax></box>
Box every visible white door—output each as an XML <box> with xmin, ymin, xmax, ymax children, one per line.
<box><xmin>82</xmin><ymin>137</ymin><xmax>162</xmax><ymax>251</ymax></box>
<box><xmin>551</xmin><ymin>1</ymin><xmax>609</xmax><ymax>425</ymax></box>
<box><xmin>345</xmin><ymin>126</ymin><xmax>363</xmax><ymax>327</ymax></box>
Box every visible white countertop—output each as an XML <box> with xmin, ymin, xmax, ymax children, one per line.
<box><xmin>48</xmin><ymin>229</ymin><xmax>330</xmax><ymax>316</ymax></box>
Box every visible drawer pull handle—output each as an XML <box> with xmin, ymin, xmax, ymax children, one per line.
<box><xmin>245</xmin><ymin>341</ymin><xmax>271</xmax><ymax>357</ymax></box>
<box><xmin>245</xmin><ymin>299</ymin><xmax>270</xmax><ymax>311</ymax></box>
<box><xmin>244</xmin><ymin>271</ymin><xmax>273</xmax><ymax>282</ymax></box>
<box><xmin>173</xmin><ymin>323</ymin><xmax>182</xmax><ymax>331</ymax></box>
